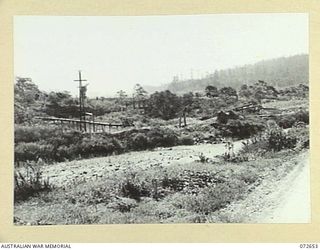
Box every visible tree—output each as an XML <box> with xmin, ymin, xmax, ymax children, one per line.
<box><xmin>117</xmin><ymin>89</ymin><xmax>127</xmax><ymax>98</ymax></box>
<box><xmin>133</xmin><ymin>84</ymin><xmax>148</xmax><ymax>108</ymax></box>
<box><xmin>116</xmin><ymin>90</ymin><xmax>128</xmax><ymax>111</ymax></box>
<box><xmin>15</xmin><ymin>77</ymin><xmax>41</xmax><ymax>104</ymax></box>
<box><xmin>182</xmin><ymin>92</ymin><xmax>194</xmax><ymax>106</ymax></box>
<box><xmin>117</xmin><ymin>90</ymin><xmax>127</xmax><ymax>104</ymax></box>
<box><xmin>239</xmin><ymin>84</ymin><xmax>252</xmax><ymax>98</ymax></box>
<box><xmin>194</xmin><ymin>92</ymin><xmax>203</xmax><ymax>98</ymax></box>
<box><xmin>219</xmin><ymin>86</ymin><xmax>238</xmax><ymax>100</ymax></box>
<box><xmin>146</xmin><ymin>90</ymin><xmax>182</xmax><ymax>120</ymax></box>
<box><xmin>253</xmin><ymin>90</ymin><xmax>264</xmax><ymax>103</ymax></box>
<box><xmin>251</xmin><ymin>81</ymin><xmax>278</xmax><ymax>101</ymax></box>
<box><xmin>14</xmin><ymin>77</ymin><xmax>44</xmax><ymax>123</ymax></box>
<box><xmin>134</xmin><ymin>84</ymin><xmax>148</xmax><ymax>99</ymax></box>
<box><xmin>45</xmin><ymin>91</ymin><xmax>78</xmax><ymax>118</ymax></box>
<box><xmin>205</xmin><ymin>85</ymin><xmax>219</xmax><ymax>98</ymax></box>
<box><xmin>47</xmin><ymin>91</ymin><xmax>74</xmax><ymax>105</ymax></box>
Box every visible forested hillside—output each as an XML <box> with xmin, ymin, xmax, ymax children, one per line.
<box><xmin>146</xmin><ymin>54</ymin><xmax>308</xmax><ymax>94</ymax></box>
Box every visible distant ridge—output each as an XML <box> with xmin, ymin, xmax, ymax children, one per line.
<box><xmin>144</xmin><ymin>54</ymin><xmax>308</xmax><ymax>95</ymax></box>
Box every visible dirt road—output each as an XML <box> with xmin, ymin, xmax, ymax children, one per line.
<box><xmin>257</xmin><ymin>153</ymin><xmax>310</xmax><ymax>223</ymax></box>
<box><xmin>220</xmin><ymin>151</ymin><xmax>310</xmax><ymax>223</ymax></box>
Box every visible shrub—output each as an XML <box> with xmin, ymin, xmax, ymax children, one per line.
<box><xmin>277</xmin><ymin>116</ymin><xmax>296</xmax><ymax>129</ymax></box>
<box><xmin>47</xmin><ymin>130</ymin><xmax>83</xmax><ymax>147</ymax></box>
<box><xmin>15</xmin><ymin>142</ymin><xmax>42</xmax><ymax>162</ymax></box>
<box><xmin>232</xmin><ymin>126</ymin><xmax>306</xmax><ymax>161</ymax></box>
<box><xmin>131</xmin><ymin>200</ymin><xmax>177</xmax><ymax>221</ymax></box>
<box><xmin>56</xmin><ymin>145</ymin><xmax>74</xmax><ymax>161</ymax></box>
<box><xmin>194</xmin><ymin>180</ymin><xmax>247</xmax><ymax>214</ymax></box>
<box><xmin>15</xmin><ymin>132</ymin><xmax>125</xmax><ymax>163</ymax></box>
<box><xmin>222</xmin><ymin>153</ymin><xmax>249</xmax><ymax>163</ymax></box>
<box><xmin>14</xmin><ymin>167</ymin><xmax>52</xmax><ymax>202</ymax></box>
<box><xmin>120</xmin><ymin>178</ymin><xmax>150</xmax><ymax>201</ymax></box>
<box><xmin>14</xmin><ymin>126</ymin><xmax>183</xmax><ymax>164</ymax></box>
<box><xmin>168</xmin><ymin>178</ymin><xmax>247</xmax><ymax>215</ymax></box>
<box><xmin>15</xmin><ymin>142</ymin><xmax>58</xmax><ymax>164</ymax></box>
<box><xmin>287</xmin><ymin>126</ymin><xmax>309</xmax><ymax>150</ymax></box>
<box><xmin>110</xmin><ymin>138</ymin><xmax>125</xmax><ymax>153</ymax></box>
<box><xmin>179</xmin><ymin>135</ymin><xmax>194</xmax><ymax>145</ymax></box>
<box><xmin>147</xmin><ymin>128</ymin><xmax>179</xmax><ymax>148</ymax></box>
<box><xmin>14</xmin><ymin>125</ymin><xmax>59</xmax><ymax>143</ymax></box>
<box><xmin>197</xmin><ymin>153</ymin><xmax>209</xmax><ymax>163</ymax></box>
<box><xmin>161</xmin><ymin>132</ymin><xmax>179</xmax><ymax>147</ymax></box>
<box><xmin>15</xmin><ymin>125</ymin><xmax>38</xmax><ymax>143</ymax></box>
<box><xmin>38</xmin><ymin>143</ymin><xmax>55</xmax><ymax>162</ymax></box>
<box><xmin>107</xmin><ymin>197</ymin><xmax>138</xmax><ymax>212</ymax></box>
<box><xmin>127</xmin><ymin>128</ymin><xmax>179</xmax><ymax>150</ymax></box>
<box><xmin>277</xmin><ymin>110</ymin><xmax>309</xmax><ymax>129</ymax></box>
<box><xmin>169</xmin><ymin>193</ymin><xmax>201</xmax><ymax>211</ymax></box>
<box><xmin>117</xmin><ymin>170</ymin><xmax>178</xmax><ymax>201</ymax></box>
<box><xmin>129</xmin><ymin>133</ymin><xmax>149</xmax><ymax>151</ymax></box>
<box><xmin>294</xmin><ymin>110</ymin><xmax>309</xmax><ymax>124</ymax></box>
<box><xmin>161</xmin><ymin>174</ymin><xmax>185</xmax><ymax>192</ymax></box>
<box><xmin>79</xmin><ymin>137</ymin><xmax>123</xmax><ymax>157</ymax></box>
<box><xmin>229</xmin><ymin>120</ymin><xmax>264</xmax><ymax>138</ymax></box>
<box><xmin>217</xmin><ymin>119</ymin><xmax>265</xmax><ymax>139</ymax></box>
<box><xmin>267</xmin><ymin>129</ymin><xmax>297</xmax><ymax>151</ymax></box>
<box><xmin>236</xmin><ymin>139</ymin><xmax>268</xmax><ymax>160</ymax></box>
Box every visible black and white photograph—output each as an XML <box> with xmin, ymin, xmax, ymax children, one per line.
<box><xmin>13</xmin><ymin>14</ymin><xmax>309</xmax><ymax>225</ymax></box>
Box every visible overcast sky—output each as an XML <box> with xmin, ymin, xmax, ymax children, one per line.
<box><xmin>14</xmin><ymin>14</ymin><xmax>308</xmax><ymax>97</ymax></box>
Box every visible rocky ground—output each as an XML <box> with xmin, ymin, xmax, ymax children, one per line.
<box><xmin>25</xmin><ymin>141</ymin><xmax>244</xmax><ymax>188</ymax></box>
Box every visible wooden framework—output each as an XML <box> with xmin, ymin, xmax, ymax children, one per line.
<box><xmin>35</xmin><ymin>116</ymin><xmax>133</xmax><ymax>133</ymax></box>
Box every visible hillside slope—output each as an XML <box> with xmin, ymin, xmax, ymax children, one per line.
<box><xmin>145</xmin><ymin>54</ymin><xmax>308</xmax><ymax>94</ymax></box>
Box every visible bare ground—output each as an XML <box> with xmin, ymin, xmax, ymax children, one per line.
<box><xmin>37</xmin><ymin>141</ymin><xmax>244</xmax><ymax>188</ymax></box>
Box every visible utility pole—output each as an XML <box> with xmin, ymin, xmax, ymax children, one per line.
<box><xmin>190</xmin><ymin>69</ymin><xmax>194</xmax><ymax>80</ymax></box>
<box><xmin>74</xmin><ymin>71</ymin><xmax>88</xmax><ymax>131</ymax></box>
